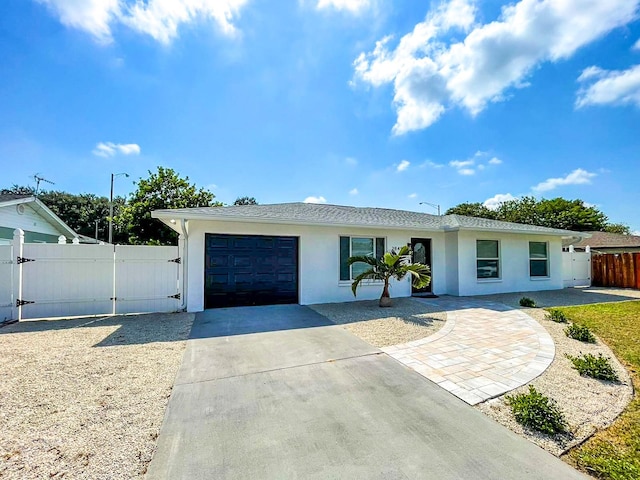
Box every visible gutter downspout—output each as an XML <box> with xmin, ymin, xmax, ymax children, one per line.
<box><xmin>179</xmin><ymin>219</ymin><xmax>189</xmax><ymax>311</ymax></box>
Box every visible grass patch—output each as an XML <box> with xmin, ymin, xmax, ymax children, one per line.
<box><xmin>506</xmin><ymin>385</ymin><xmax>567</xmax><ymax>435</ymax></box>
<box><xmin>564</xmin><ymin>323</ymin><xmax>597</xmax><ymax>343</ymax></box>
<box><xmin>554</xmin><ymin>301</ymin><xmax>640</xmax><ymax>479</ymax></box>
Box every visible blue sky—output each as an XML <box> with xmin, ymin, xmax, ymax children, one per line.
<box><xmin>1</xmin><ymin>0</ymin><xmax>639</xmax><ymax>232</ymax></box>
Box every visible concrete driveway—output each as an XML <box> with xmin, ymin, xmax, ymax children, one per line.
<box><xmin>146</xmin><ymin>305</ymin><xmax>585</xmax><ymax>480</ymax></box>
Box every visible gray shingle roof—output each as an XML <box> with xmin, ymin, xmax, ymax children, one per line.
<box><xmin>153</xmin><ymin>202</ymin><xmax>582</xmax><ymax>237</ymax></box>
<box><xmin>571</xmin><ymin>231</ymin><xmax>640</xmax><ymax>248</ymax></box>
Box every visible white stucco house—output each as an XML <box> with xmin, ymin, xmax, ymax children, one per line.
<box><xmin>0</xmin><ymin>195</ymin><xmax>78</xmax><ymax>244</ymax></box>
<box><xmin>152</xmin><ymin>203</ymin><xmax>588</xmax><ymax>312</ymax></box>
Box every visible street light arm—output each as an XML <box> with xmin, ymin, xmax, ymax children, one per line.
<box><xmin>419</xmin><ymin>202</ymin><xmax>441</xmax><ymax>216</ymax></box>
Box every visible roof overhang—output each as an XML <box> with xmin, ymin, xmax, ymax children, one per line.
<box><xmin>153</xmin><ymin>209</ymin><xmax>591</xmax><ymax>239</ymax></box>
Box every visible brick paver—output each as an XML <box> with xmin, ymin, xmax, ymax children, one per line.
<box><xmin>381</xmin><ymin>297</ymin><xmax>554</xmax><ymax>405</ymax></box>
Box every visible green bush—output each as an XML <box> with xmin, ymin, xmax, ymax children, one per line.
<box><xmin>564</xmin><ymin>324</ymin><xmax>597</xmax><ymax>343</ymax></box>
<box><xmin>519</xmin><ymin>297</ymin><xmax>536</xmax><ymax>308</ymax></box>
<box><xmin>566</xmin><ymin>353</ymin><xmax>618</xmax><ymax>381</ymax></box>
<box><xmin>505</xmin><ymin>385</ymin><xmax>567</xmax><ymax>435</ymax></box>
<box><xmin>547</xmin><ymin>308</ymin><xmax>568</xmax><ymax>323</ymax></box>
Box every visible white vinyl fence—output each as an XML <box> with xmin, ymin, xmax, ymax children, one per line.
<box><xmin>562</xmin><ymin>249</ymin><xmax>592</xmax><ymax>288</ymax></box>
<box><xmin>0</xmin><ymin>245</ymin><xmax>12</xmax><ymax>321</ymax></box>
<box><xmin>1</xmin><ymin>229</ymin><xmax>183</xmax><ymax>321</ymax></box>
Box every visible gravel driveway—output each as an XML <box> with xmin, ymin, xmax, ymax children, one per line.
<box><xmin>0</xmin><ymin>312</ymin><xmax>193</xmax><ymax>480</ymax></box>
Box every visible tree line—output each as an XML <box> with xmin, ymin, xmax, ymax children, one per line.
<box><xmin>2</xmin><ymin>167</ymin><xmax>258</xmax><ymax>245</ymax></box>
<box><xmin>444</xmin><ymin>197</ymin><xmax>630</xmax><ymax>234</ymax></box>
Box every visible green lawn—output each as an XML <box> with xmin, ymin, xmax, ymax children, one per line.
<box><xmin>554</xmin><ymin>301</ymin><xmax>640</xmax><ymax>480</ymax></box>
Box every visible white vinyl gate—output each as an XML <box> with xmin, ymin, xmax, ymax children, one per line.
<box><xmin>562</xmin><ymin>250</ymin><xmax>592</xmax><ymax>288</ymax></box>
<box><xmin>2</xmin><ymin>230</ymin><xmax>183</xmax><ymax>321</ymax></box>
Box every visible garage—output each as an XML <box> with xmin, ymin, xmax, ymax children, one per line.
<box><xmin>204</xmin><ymin>233</ymin><xmax>299</xmax><ymax>308</ymax></box>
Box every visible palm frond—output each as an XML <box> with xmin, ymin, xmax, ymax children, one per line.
<box><xmin>351</xmin><ymin>268</ymin><xmax>378</xmax><ymax>296</ymax></box>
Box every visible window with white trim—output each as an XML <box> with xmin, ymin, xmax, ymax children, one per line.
<box><xmin>476</xmin><ymin>240</ymin><xmax>500</xmax><ymax>279</ymax></box>
<box><xmin>339</xmin><ymin>236</ymin><xmax>385</xmax><ymax>281</ymax></box>
<box><xmin>529</xmin><ymin>242</ymin><xmax>549</xmax><ymax>277</ymax></box>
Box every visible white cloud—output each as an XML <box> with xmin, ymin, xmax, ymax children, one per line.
<box><xmin>345</xmin><ymin>156</ymin><xmax>358</xmax><ymax>166</ymax></box>
<box><xmin>396</xmin><ymin>159</ymin><xmax>410</xmax><ymax>172</ymax></box>
<box><xmin>408</xmin><ymin>192</ymin><xmax>418</xmax><ymax>199</ymax></box>
<box><xmin>449</xmin><ymin>159</ymin><xmax>473</xmax><ymax>169</ymax></box>
<box><xmin>92</xmin><ymin>142</ymin><xmax>141</xmax><ymax>157</ymax></box>
<box><xmin>633</xmin><ymin>230</ymin><xmax>640</xmax><ymax>236</ymax></box>
<box><xmin>483</xmin><ymin>193</ymin><xmax>516</xmax><ymax>210</ymax></box>
<box><xmin>316</xmin><ymin>0</ymin><xmax>370</xmax><ymax>13</ymax></box>
<box><xmin>576</xmin><ymin>64</ymin><xmax>640</xmax><ymax>108</ymax></box>
<box><xmin>449</xmin><ymin>158</ymin><xmax>475</xmax><ymax>175</ymax></box>
<box><xmin>353</xmin><ymin>0</ymin><xmax>639</xmax><ymax>134</ymax></box>
<box><xmin>349</xmin><ymin>188</ymin><xmax>359</xmax><ymax>195</ymax></box>
<box><xmin>37</xmin><ymin>0</ymin><xmax>249</xmax><ymax>44</ymax></box>
<box><xmin>634</xmin><ymin>38</ymin><xmax>640</xmax><ymax>51</ymax></box>
<box><xmin>532</xmin><ymin>168</ymin><xmax>596</xmax><ymax>193</ymax></box>
<box><xmin>421</xmin><ymin>160</ymin><xmax>444</xmax><ymax>169</ymax></box>
<box><xmin>304</xmin><ymin>195</ymin><xmax>327</xmax><ymax>204</ymax></box>
<box><xmin>488</xmin><ymin>157</ymin><xmax>502</xmax><ymax>165</ymax></box>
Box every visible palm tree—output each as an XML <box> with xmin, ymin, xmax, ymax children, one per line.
<box><xmin>348</xmin><ymin>245</ymin><xmax>431</xmax><ymax>307</ymax></box>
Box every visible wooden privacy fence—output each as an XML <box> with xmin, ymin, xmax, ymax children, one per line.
<box><xmin>591</xmin><ymin>253</ymin><xmax>640</xmax><ymax>289</ymax></box>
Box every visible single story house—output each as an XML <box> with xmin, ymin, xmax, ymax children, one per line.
<box><xmin>0</xmin><ymin>194</ymin><xmax>78</xmax><ymax>244</ymax></box>
<box><xmin>568</xmin><ymin>231</ymin><xmax>640</xmax><ymax>254</ymax></box>
<box><xmin>152</xmin><ymin>203</ymin><xmax>588</xmax><ymax>312</ymax></box>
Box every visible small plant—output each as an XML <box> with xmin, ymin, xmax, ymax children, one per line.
<box><xmin>564</xmin><ymin>324</ymin><xmax>597</xmax><ymax>343</ymax></box>
<box><xmin>505</xmin><ymin>385</ymin><xmax>567</xmax><ymax>435</ymax></box>
<box><xmin>566</xmin><ymin>353</ymin><xmax>618</xmax><ymax>381</ymax></box>
<box><xmin>547</xmin><ymin>308</ymin><xmax>568</xmax><ymax>323</ymax></box>
<box><xmin>519</xmin><ymin>297</ymin><xmax>536</xmax><ymax>308</ymax></box>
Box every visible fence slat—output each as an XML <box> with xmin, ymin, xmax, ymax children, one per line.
<box><xmin>592</xmin><ymin>253</ymin><xmax>639</xmax><ymax>290</ymax></box>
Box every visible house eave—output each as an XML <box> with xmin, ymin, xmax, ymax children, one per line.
<box><xmin>152</xmin><ymin>210</ymin><xmax>445</xmax><ymax>233</ymax></box>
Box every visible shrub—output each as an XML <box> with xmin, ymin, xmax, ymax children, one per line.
<box><xmin>519</xmin><ymin>297</ymin><xmax>536</xmax><ymax>308</ymax></box>
<box><xmin>564</xmin><ymin>324</ymin><xmax>597</xmax><ymax>343</ymax></box>
<box><xmin>566</xmin><ymin>353</ymin><xmax>618</xmax><ymax>381</ymax></box>
<box><xmin>505</xmin><ymin>385</ymin><xmax>567</xmax><ymax>435</ymax></box>
<box><xmin>547</xmin><ymin>309</ymin><xmax>568</xmax><ymax>323</ymax></box>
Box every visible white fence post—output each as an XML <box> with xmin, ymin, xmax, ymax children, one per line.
<box><xmin>12</xmin><ymin>229</ymin><xmax>24</xmax><ymax>321</ymax></box>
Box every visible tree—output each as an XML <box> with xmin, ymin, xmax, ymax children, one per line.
<box><xmin>348</xmin><ymin>246</ymin><xmax>431</xmax><ymax>307</ymax></box>
<box><xmin>445</xmin><ymin>202</ymin><xmax>498</xmax><ymax>219</ymax></box>
<box><xmin>603</xmin><ymin>223</ymin><xmax>632</xmax><ymax>235</ymax></box>
<box><xmin>446</xmin><ymin>196</ymin><xmax>614</xmax><ymax>232</ymax></box>
<box><xmin>117</xmin><ymin>167</ymin><xmax>221</xmax><ymax>245</ymax></box>
<box><xmin>233</xmin><ymin>196</ymin><xmax>258</xmax><ymax>206</ymax></box>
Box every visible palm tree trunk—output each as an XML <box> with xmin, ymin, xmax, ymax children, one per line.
<box><xmin>379</xmin><ymin>278</ymin><xmax>392</xmax><ymax>307</ymax></box>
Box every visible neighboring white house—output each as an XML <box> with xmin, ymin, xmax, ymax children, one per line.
<box><xmin>0</xmin><ymin>195</ymin><xmax>78</xmax><ymax>244</ymax></box>
<box><xmin>152</xmin><ymin>203</ymin><xmax>588</xmax><ymax>312</ymax></box>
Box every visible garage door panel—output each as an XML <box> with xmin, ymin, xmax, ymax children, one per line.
<box><xmin>205</xmin><ymin>234</ymin><xmax>298</xmax><ymax>308</ymax></box>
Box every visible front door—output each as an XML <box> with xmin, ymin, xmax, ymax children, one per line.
<box><xmin>411</xmin><ymin>238</ymin><xmax>432</xmax><ymax>294</ymax></box>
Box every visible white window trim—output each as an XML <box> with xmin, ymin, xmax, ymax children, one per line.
<box><xmin>476</xmin><ymin>239</ymin><xmax>501</xmax><ymax>281</ymax></box>
<box><xmin>338</xmin><ymin>235</ymin><xmax>386</xmax><ymax>284</ymax></box>
<box><xmin>529</xmin><ymin>241</ymin><xmax>550</xmax><ymax>278</ymax></box>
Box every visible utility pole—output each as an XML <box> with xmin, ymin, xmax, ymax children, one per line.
<box><xmin>109</xmin><ymin>173</ymin><xmax>129</xmax><ymax>244</ymax></box>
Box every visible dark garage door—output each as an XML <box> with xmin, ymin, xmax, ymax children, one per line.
<box><xmin>204</xmin><ymin>234</ymin><xmax>299</xmax><ymax>308</ymax></box>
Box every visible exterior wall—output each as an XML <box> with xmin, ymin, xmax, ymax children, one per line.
<box><xmin>455</xmin><ymin>230</ymin><xmax>564</xmax><ymax>296</ymax></box>
<box><xmin>0</xmin><ymin>203</ymin><xmax>66</xmax><ymax>243</ymax></box>
<box><xmin>185</xmin><ymin>220</ymin><xmax>447</xmax><ymax>312</ymax></box>
<box><xmin>444</xmin><ymin>231</ymin><xmax>459</xmax><ymax>296</ymax></box>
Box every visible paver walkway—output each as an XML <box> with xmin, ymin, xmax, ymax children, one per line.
<box><xmin>382</xmin><ymin>297</ymin><xmax>555</xmax><ymax>405</ymax></box>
